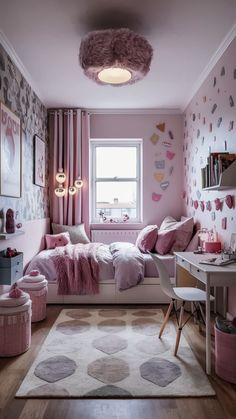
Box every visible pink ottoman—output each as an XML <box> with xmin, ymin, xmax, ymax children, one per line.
<box><xmin>0</xmin><ymin>293</ymin><xmax>32</xmax><ymax>357</ymax></box>
<box><xmin>215</xmin><ymin>325</ymin><xmax>236</xmax><ymax>383</ymax></box>
<box><xmin>17</xmin><ymin>274</ymin><xmax>48</xmax><ymax>323</ymax></box>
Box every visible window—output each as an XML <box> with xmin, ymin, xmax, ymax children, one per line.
<box><xmin>90</xmin><ymin>139</ymin><xmax>142</xmax><ymax>223</ymax></box>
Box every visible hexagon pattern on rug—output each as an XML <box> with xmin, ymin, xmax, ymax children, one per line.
<box><xmin>136</xmin><ymin>337</ymin><xmax>171</xmax><ymax>355</ymax></box>
<box><xmin>97</xmin><ymin>319</ymin><xmax>126</xmax><ymax>333</ymax></box>
<box><xmin>27</xmin><ymin>384</ymin><xmax>70</xmax><ymax>396</ymax></box>
<box><xmin>46</xmin><ymin>338</ymin><xmax>81</xmax><ymax>354</ymax></box>
<box><xmin>34</xmin><ymin>356</ymin><xmax>77</xmax><ymax>383</ymax></box>
<box><xmin>132</xmin><ymin>317</ymin><xmax>161</xmax><ymax>336</ymax></box>
<box><xmin>88</xmin><ymin>357</ymin><xmax>130</xmax><ymax>384</ymax></box>
<box><xmin>99</xmin><ymin>309</ymin><xmax>127</xmax><ymax>318</ymax></box>
<box><xmin>132</xmin><ymin>310</ymin><xmax>157</xmax><ymax>317</ymax></box>
<box><xmin>84</xmin><ymin>385</ymin><xmax>132</xmax><ymax>397</ymax></box>
<box><xmin>93</xmin><ymin>334</ymin><xmax>128</xmax><ymax>354</ymax></box>
<box><xmin>66</xmin><ymin>309</ymin><xmax>92</xmax><ymax>319</ymax></box>
<box><xmin>56</xmin><ymin>320</ymin><xmax>90</xmax><ymax>335</ymax></box>
<box><xmin>140</xmin><ymin>357</ymin><xmax>181</xmax><ymax>387</ymax></box>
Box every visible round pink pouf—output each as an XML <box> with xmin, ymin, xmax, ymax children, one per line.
<box><xmin>0</xmin><ymin>297</ymin><xmax>32</xmax><ymax>357</ymax></box>
<box><xmin>17</xmin><ymin>275</ymin><xmax>48</xmax><ymax>323</ymax></box>
<box><xmin>215</xmin><ymin>325</ymin><xmax>236</xmax><ymax>383</ymax></box>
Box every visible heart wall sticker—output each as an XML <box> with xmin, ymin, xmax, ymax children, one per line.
<box><xmin>166</xmin><ymin>150</ymin><xmax>175</xmax><ymax>160</ymax></box>
<box><xmin>154</xmin><ymin>173</ymin><xmax>165</xmax><ymax>182</ymax></box>
<box><xmin>152</xmin><ymin>193</ymin><xmax>162</xmax><ymax>202</ymax></box>
<box><xmin>150</xmin><ymin>133</ymin><xmax>160</xmax><ymax>145</ymax></box>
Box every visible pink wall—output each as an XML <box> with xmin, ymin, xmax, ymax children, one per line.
<box><xmin>90</xmin><ymin>113</ymin><xmax>183</xmax><ymax>228</ymax></box>
<box><xmin>183</xmin><ymin>37</ymin><xmax>236</xmax><ymax>317</ymax></box>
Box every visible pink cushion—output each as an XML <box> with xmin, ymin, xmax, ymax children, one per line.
<box><xmin>45</xmin><ymin>232</ymin><xmax>71</xmax><ymax>249</ymax></box>
<box><xmin>185</xmin><ymin>230</ymin><xmax>200</xmax><ymax>251</ymax></box>
<box><xmin>159</xmin><ymin>216</ymin><xmax>194</xmax><ymax>252</ymax></box>
<box><xmin>136</xmin><ymin>225</ymin><xmax>158</xmax><ymax>253</ymax></box>
<box><xmin>155</xmin><ymin>229</ymin><xmax>176</xmax><ymax>255</ymax></box>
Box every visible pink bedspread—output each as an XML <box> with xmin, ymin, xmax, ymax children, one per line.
<box><xmin>51</xmin><ymin>243</ymin><xmax>101</xmax><ymax>295</ymax></box>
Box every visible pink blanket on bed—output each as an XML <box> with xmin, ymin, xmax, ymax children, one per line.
<box><xmin>51</xmin><ymin>243</ymin><xmax>101</xmax><ymax>295</ymax></box>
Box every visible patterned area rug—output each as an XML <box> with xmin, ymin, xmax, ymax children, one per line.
<box><xmin>16</xmin><ymin>308</ymin><xmax>215</xmax><ymax>398</ymax></box>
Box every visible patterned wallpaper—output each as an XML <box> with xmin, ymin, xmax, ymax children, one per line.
<box><xmin>0</xmin><ymin>43</ymin><xmax>49</xmax><ymax>222</ymax></box>
<box><xmin>183</xmin><ymin>36</ymin><xmax>236</xmax><ymax>246</ymax></box>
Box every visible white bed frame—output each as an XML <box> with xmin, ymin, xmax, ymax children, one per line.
<box><xmin>47</xmin><ymin>276</ymin><xmax>175</xmax><ymax>304</ymax></box>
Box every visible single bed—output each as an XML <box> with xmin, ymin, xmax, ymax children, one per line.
<box><xmin>25</xmin><ymin>244</ymin><xmax>176</xmax><ymax>304</ymax></box>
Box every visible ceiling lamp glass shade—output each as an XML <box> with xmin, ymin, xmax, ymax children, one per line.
<box><xmin>79</xmin><ymin>28</ymin><xmax>153</xmax><ymax>86</ymax></box>
<box><xmin>55</xmin><ymin>187</ymin><xmax>66</xmax><ymax>197</ymax></box>
<box><xmin>68</xmin><ymin>186</ymin><xmax>77</xmax><ymax>195</ymax></box>
<box><xmin>55</xmin><ymin>170</ymin><xmax>66</xmax><ymax>183</ymax></box>
<box><xmin>74</xmin><ymin>177</ymin><xmax>84</xmax><ymax>189</ymax></box>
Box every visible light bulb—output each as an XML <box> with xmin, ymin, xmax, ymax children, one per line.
<box><xmin>68</xmin><ymin>186</ymin><xmax>77</xmax><ymax>195</ymax></box>
<box><xmin>74</xmin><ymin>178</ymin><xmax>84</xmax><ymax>188</ymax></box>
<box><xmin>55</xmin><ymin>187</ymin><xmax>66</xmax><ymax>197</ymax></box>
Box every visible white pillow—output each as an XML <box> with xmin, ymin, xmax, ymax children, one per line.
<box><xmin>159</xmin><ymin>216</ymin><xmax>194</xmax><ymax>252</ymax></box>
<box><xmin>52</xmin><ymin>223</ymin><xmax>90</xmax><ymax>244</ymax></box>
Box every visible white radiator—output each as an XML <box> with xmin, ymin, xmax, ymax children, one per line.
<box><xmin>91</xmin><ymin>229</ymin><xmax>140</xmax><ymax>244</ymax></box>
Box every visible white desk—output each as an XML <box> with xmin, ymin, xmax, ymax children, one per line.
<box><xmin>174</xmin><ymin>252</ymin><xmax>236</xmax><ymax>375</ymax></box>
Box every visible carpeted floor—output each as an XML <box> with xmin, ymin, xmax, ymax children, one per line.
<box><xmin>16</xmin><ymin>308</ymin><xmax>215</xmax><ymax>398</ymax></box>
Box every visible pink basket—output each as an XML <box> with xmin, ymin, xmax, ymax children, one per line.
<box><xmin>20</xmin><ymin>286</ymin><xmax>48</xmax><ymax>322</ymax></box>
<box><xmin>215</xmin><ymin>325</ymin><xmax>236</xmax><ymax>384</ymax></box>
<box><xmin>0</xmin><ymin>300</ymin><xmax>32</xmax><ymax>357</ymax></box>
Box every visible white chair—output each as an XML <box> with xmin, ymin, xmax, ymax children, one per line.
<box><xmin>149</xmin><ymin>252</ymin><xmax>214</xmax><ymax>355</ymax></box>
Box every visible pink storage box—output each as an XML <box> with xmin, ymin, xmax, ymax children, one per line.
<box><xmin>204</xmin><ymin>241</ymin><xmax>221</xmax><ymax>253</ymax></box>
<box><xmin>215</xmin><ymin>325</ymin><xmax>236</xmax><ymax>384</ymax></box>
<box><xmin>17</xmin><ymin>276</ymin><xmax>48</xmax><ymax>323</ymax></box>
<box><xmin>0</xmin><ymin>299</ymin><xmax>32</xmax><ymax>357</ymax></box>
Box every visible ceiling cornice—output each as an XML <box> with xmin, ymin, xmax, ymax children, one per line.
<box><xmin>181</xmin><ymin>22</ymin><xmax>236</xmax><ymax>112</ymax></box>
<box><xmin>0</xmin><ymin>29</ymin><xmax>45</xmax><ymax>105</ymax></box>
<box><xmin>88</xmin><ymin>108</ymin><xmax>182</xmax><ymax>115</ymax></box>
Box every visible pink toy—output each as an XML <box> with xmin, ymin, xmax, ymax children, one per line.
<box><xmin>29</xmin><ymin>270</ymin><xmax>40</xmax><ymax>277</ymax></box>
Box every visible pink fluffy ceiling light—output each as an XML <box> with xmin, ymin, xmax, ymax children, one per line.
<box><xmin>79</xmin><ymin>28</ymin><xmax>153</xmax><ymax>86</ymax></box>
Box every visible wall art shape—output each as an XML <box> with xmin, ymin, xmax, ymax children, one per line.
<box><xmin>211</xmin><ymin>212</ymin><xmax>216</xmax><ymax>221</ymax></box>
<box><xmin>160</xmin><ymin>181</ymin><xmax>169</xmax><ymax>191</ymax></box>
<box><xmin>215</xmin><ymin>198</ymin><xmax>222</xmax><ymax>211</ymax></box>
<box><xmin>166</xmin><ymin>151</ymin><xmax>175</xmax><ymax>160</ymax></box>
<box><xmin>162</xmin><ymin>140</ymin><xmax>172</xmax><ymax>148</ymax></box>
<box><xmin>200</xmin><ymin>201</ymin><xmax>205</xmax><ymax>212</ymax></box>
<box><xmin>228</xmin><ymin>121</ymin><xmax>234</xmax><ymax>131</ymax></box>
<box><xmin>196</xmin><ymin>190</ymin><xmax>201</xmax><ymax>200</ymax></box>
<box><xmin>203</xmin><ymin>96</ymin><xmax>207</xmax><ymax>103</ymax></box>
<box><xmin>152</xmin><ymin>192</ymin><xmax>162</xmax><ymax>202</ymax></box>
<box><xmin>182</xmin><ymin>191</ymin><xmax>186</xmax><ymax>199</ymax></box>
<box><xmin>224</xmin><ymin>140</ymin><xmax>227</xmax><ymax>151</ymax></box>
<box><xmin>154</xmin><ymin>172</ymin><xmax>164</xmax><ymax>183</ymax></box>
<box><xmin>209</xmin><ymin>123</ymin><xmax>212</xmax><ymax>132</ymax></box>
<box><xmin>193</xmin><ymin>200</ymin><xmax>198</xmax><ymax>209</ymax></box>
<box><xmin>229</xmin><ymin>95</ymin><xmax>234</xmax><ymax>107</ymax></box>
<box><xmin>211</xmin><ymin>104</ymin><xmax>217</xmax><ymax>114</ymax></box>
<box><xmin>190</xmin><ymin>198</ymin><xmax>193</xmax><ymax>207</ymax></box>
<box><xmin>222</xmin><ymin>217</ymin><xmax>227</xmax><ymax>230</ymax></box>
<box><xmin>206</xmin><ymin>201</ymin><xmax>212</xmax><ymax>211</ymax></box>
<box><xmin>220</xmin><ymin>66</ymin><xmax>225</xmax><ymax>76</ymax></box>
<box><xmin>150</xmin><ymin>133</ymin><xmax>160</xmax><ymax>145</ymax></box>
<box><xmin>156</xmin><ymin>123</ymin><xmax>165</xmax><ymax>132</ymax></box>
<box><xmin>197</xmin><ymin>129</ymin><xmax>200</xmax><ymax>138</ymax></box>
<box><xmin>203</xmin><ymin>117</ymin><xmax>206</xmax><ymax>124</ymax></box>
<box><xmin>213</xmin><ymin>77</ymin><xmax>216</xmax><ymax>87</ymax></box>
<box><xmin>155</xmin><ymin>160</ymin><xmax>165</xmax><ymax>169</ymax></box>
<box><xmin>225</xmin><ymin>195</ymin><xmax>234</xmax><ymax>209</ymax></box>
<box><xmin>168</xmin><ymin>130</ymin><xmax>174</xmax><ymax>140</ymax></box>
<box><xmin>192</xmin><ymin>113</ymin><xmax>196</xmax><ymax>121</ymax></box>
<box><xmin>201</xmin><ymin>137</ymin><xmax>205</xmax><ymax>146</ymax></box>
<box><xmin>169</xmin><ymin>166</ymin><xmax>174</xmax><ymax>175</ymax></box>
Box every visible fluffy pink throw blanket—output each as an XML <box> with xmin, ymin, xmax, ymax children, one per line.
<box><xmin>52</xmin><ymin>243</ymin><xmax>101</xmax><ymax>295</ymax></box>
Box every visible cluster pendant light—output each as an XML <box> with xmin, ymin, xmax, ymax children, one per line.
<box><xmin>54</xmin><ymin>169</ymin><xmax>83</xmax><ymax>197</ymax></box>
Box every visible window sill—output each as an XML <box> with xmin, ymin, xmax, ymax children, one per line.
<box><xmin>90</xmin><ymin>223</ymin><xmax>143</xmax><ymax>230</ymax></box>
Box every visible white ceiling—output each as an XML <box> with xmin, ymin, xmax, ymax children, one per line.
<box><xmin>0</xmin><ymin>0</ymin><xmax>236</xmax><ymax>111</ymax></box>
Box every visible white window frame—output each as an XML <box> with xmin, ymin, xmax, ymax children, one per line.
<box><xmin>90</xmin><ymin>138</ymin><xmax>143</xmax><ymax>223</ymax></box>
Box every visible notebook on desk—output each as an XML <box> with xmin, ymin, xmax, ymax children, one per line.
<box><xmin>199</xmin><ymin>257</ymin><xmax>236</xmax><ymax>266</ymax></box>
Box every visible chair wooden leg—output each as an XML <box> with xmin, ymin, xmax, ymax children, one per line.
<box><xmin>159</xmin><ymin>300</ymin><xmax>174</xmax><ymax>338</ymax></box>
<box><xmin>174</xmin><ymin>303</ymin><xmax>185</xmax><ymax>356</ymax></box>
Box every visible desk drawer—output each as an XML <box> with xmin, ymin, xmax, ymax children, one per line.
<box><xmin>190</xmin><ymin>265</ymin><xmax>206</xmax><ymax>283</ymax></box>
<box><xmin>176</xmin><ymin>256</ymin><xmax>190</xmax><ymax>271</ymax></box>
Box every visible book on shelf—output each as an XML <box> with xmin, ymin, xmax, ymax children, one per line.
<box><xmin>202</xmin><ymin>152</ymin><xmax>236</xmax><ymax>188</ymax></box>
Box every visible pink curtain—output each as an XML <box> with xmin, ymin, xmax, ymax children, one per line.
<box><xmin>49</xmin><ymin>110</ymin><xmax>90</xmax><ymax>233</ymax></box>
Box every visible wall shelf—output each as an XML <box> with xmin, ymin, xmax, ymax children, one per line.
<box><xmin>0</xmin><ymin>230</ymin><xmax>25</xmax><ymax>240</ymax></box>
<box><xmin>202</xmin><ymin>156</ymin><xmax>236</xmax><ymax>191</ymax></box>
